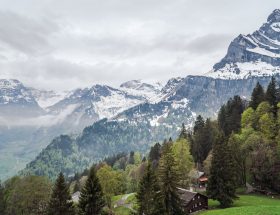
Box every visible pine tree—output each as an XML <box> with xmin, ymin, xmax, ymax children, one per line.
<box><xmin>47</xmin><ymin>173</ymin><xmax>75</xmax><ymax>215</ymax></box>
<box><xmin>158</xmin><ymin>140</ymin><xmax>184</xmax><ymax>215</ymax></box>
<box><xmin>149</xmin><ymin>143</ymin><xmax>162</xmax><ymax>168</ymax></box>
<box><xmin>207</xmin><ymin>133</ymin><xmax>238</xmax><ymax>208</ymax></box>
<box><xmin>128</xmin><ymin>151</ymin><xmax>135</xmax><ymax>164</ymax></box>
<box><xmin>193</xmin><ymin>115</ymin><xmax>205</xmax><ymax>134</ymax></box>
<box><xmin>266</xmin><ymin>77</ymin><xmax>278</xmax><ymax>114</ymax></box>
<box><xmin>136</xmin><ymin>163</ymin><xmax>164</xmax><ymax>215</ymax></box>
<box><xmin>79</xmin><ymin>166</ymin><xmax>105</xmax><ymax>215</ymax></box>
<box><xmin>249</xmin><ymin>82</ymin><xmax>265</xmax><ymax>110</ymax></box>
<box><xmin>0</xmin><ymin>181</ymin><xmax>5</xmax><ymax>215</ymax></box>
<box><xmin>179</xmin><ymin>123</ymin><xmax>188</xmax><ymax>139</ymax></box>
<box><xmin>218</xmin><ymin>96</ymin><xmax>244</xmax><ymax>137</ymax></box>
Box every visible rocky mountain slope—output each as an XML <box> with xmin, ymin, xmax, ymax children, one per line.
<box><xmin>207</xmin><ymin>9</ymin><xmax>280</xmax><ymax>79</ymax></box>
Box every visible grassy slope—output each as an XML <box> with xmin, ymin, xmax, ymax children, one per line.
<box><xmin>111</xmin><ymin>193</ymin><xmax>136</xmax><ymax>215</ymax></box>
<box><xmin>202</xmin><ymin>195</ymin><xmax>280</xmax><ymax>215</ymax></box>
<box><xmin>111</xmin><ymin>194</ymin><xmax>280</xmax><ymax>215</ymax></box>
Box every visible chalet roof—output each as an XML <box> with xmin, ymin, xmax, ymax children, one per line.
<box><xmin>178</xmin><ymin>188</ymin><xmax>197</xmax><ymax>204</ymax></box>
<box><xmin>177</xmin><ymin>187</ymin><xmax>207</xmax><ymax>206</ymax></box>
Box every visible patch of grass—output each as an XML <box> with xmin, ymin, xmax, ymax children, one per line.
<box><xmin>111</xmin><ymin>193</ymin><xmax>137</xmax><ymax>215</ymax></box>
<box><xmin>111</xmin><ymin>194</ymin><xmax>124</xmax><ymax>202</ymax></box>
<box><xmin>113</xmin><ymin>206</ymin><xmax>131</xmax><ymax>215</ymax></box>
<box><xmin>202</xmin><ymin>194</ymin><xmax>280</xmax><ymax>215</ymax></box>
<box><xmin>125</xmin><ymin>193</ymin><xmax>136</xmax><ymax>204</ymax></box>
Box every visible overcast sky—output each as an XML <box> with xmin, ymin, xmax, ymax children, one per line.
<box><xmin>0</xmin><ymin>0</ymin><xmax>279</xmax><ymax>91</ymax></box>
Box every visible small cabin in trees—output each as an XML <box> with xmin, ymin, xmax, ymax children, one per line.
<box><xmin>178</xmin><ymin>188</ymin><xmax>208</xmax><ymax>214</ymax></box>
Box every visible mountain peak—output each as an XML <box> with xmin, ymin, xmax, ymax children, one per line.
<box><xmin>206</xmin><ymin>9</ymin><xmax>280</xmax><ymax>80</ymax></box>
<box><xmin>0</xmin><ymin>79</ymin><xmax>22</xmax><ymax>89</ymax></box>
<box><xmin>267</xmin><ymin>9</ymin><xmax>280</xmax><ymax>23</ymax></box>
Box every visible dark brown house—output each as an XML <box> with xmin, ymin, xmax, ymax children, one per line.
<box><xmin>178</xmin><ymin>188</ymin><xmax>208</xmax><ymax>214</ymax></box>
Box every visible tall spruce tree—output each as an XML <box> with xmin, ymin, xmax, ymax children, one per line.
<box><xmin>179</xmin><ymin>123</ymin><xmax>188</xmax><ymax>139</ymax></box>
<box><xmin>207</xmin><ymin>133</ymin><xmax>238</xmax><ymax>208</ymax></box>
<box><xmin>249</xmin><ymin>82</ymin><xmax>265</xmax><ymax>110</ymax></box>
<box><xmin>136</xmin><ymin>162</ymin><xmax>164</xmax><ymax>215</ymax></box>
<box><xmin>0</xmin><ymin>181</ymin><xmax>5</xmax><ymax>215</ymax></box>
<box><xmin>193</xmin><ymin>115</ymin><xmax>205</xmax><ymax>134</ymax></box>
<box><xmin>158</xmin><ymin>140</ymin><xmax>184</xmax><ymax>215</ymax></box>
<box><xmin>47</xmin><ymin>173</ymin><xmax>75</xmax><ymax>215</ymax></box>
<box><xmin>266</xmin><ymin>77</ymin><xmax>278</xmax><ymax>114</ymax></box>
<box><xmin>78</xmin><ymin>166</ymin><xmax>105</xmax><ymax>215</ymax></box>
<box><xmin>218</xmin><ymin>96</ymin><xmax>244</xmax><ymax>137</ymax></box>
<box><xmin>149</xmin><ymin>143</ymin><xmax>161</xmax><ymax>168</ymax></box>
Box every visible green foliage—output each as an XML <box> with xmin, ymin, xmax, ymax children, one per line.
<box><xmin>178</xmin><ymin>123</ymin><xmax>188</xmax><ymax>139</ymax></box>
<box><xmin>136</xmin><ymin>163</ymin><xmax>163</xmax><ymax>215</ymax></box>
<box><xmin>265</xmin><ymin>76</ymin><xmax>278</xmax><ymax>113</ymax></box>
<box><xmin>148</xmin><ymin>143</ymin><xmax>161</xmax><ymax>168</ymax></box>
<box><xmin>158</xmin><ymin>140</ymin><xmax>184</xmax><ymax>215</ymax></box>
<box><xmin>4</xmin><ymin>175</ymin><xmax>52</xmax><ymax>215</ymax></box>
<box><xmin>172</xmin><ymin>138</ymin><xmax>193</xmax><ymax>188</ymax></box>
<box><xmin>259</xmin><ymin>113</ymin><xmax>277</xmax><ymax>139</ymax></box>
<box><xmin>207</xmin><ymin>133</ymin><xmax>238</xmax><ymax>208</ymax></box>
<box><xmin>249</xmin><ymin>82</ymin><xmax>265</xmax><ymax>110</ymax></box>
<box><xmin>97</xmin><ymin>164</ymin><xmax>126</xmax><ymax>207</ymax></box>
<box><xmin>218</xmin><ymin>96</ymin><xmax>244</xmax><ymax>137</ymax></box>
<box><xmin>79</xmin><ymin>166</ymin><xmax>106</xmax><ymax>215</ymax></box>
<box><xmin>241</xmin><ymin>107</ymin><xmax>256</xmax><ymax>128</ymax></box>
<box><xmin>191</xmin><ymin>116</ymin><xmax>218</xmax><ymax>165</ymax></box>
<box><xmin>47</xmin><ymin>172</ymin><xmax>75</xmax><ymax>215</ymax></box>
<box><xmin>0</xmin><ymin>181</ymin><xmax>5</xmax><ymax>215</ymax></box>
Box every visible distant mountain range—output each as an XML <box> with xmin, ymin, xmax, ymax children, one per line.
<box><xmin>0</xmin><ymin>78</ymin><xmax>179</xmax><ymax>179</ymax></box>
<box><xmin>1</xmin><ymin>9</ymin><xmax>280</xmax><ymax>180</ymax></box>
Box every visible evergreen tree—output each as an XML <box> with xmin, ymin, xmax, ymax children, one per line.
<box><xmin>192</xmin><ymin>118</ymin><xmax>217</xmax><ymax>166</ymax></box>
<box><xmin>193</xmin><ymin>115</ymin><xmax>205</xmax><ymax>134</ymax></box>
<box><xmin>79</xmin><ymin>166</ymin><xmax>105</xmax><ymax>215</ymax></box>
<box><xmin>0</xmin><ymin>181</ymin><xmax>5</xmax><ymax>215</ymax></box>
<box><xmin>179</xmin><ymin>123</ymin><xmax>188</xmax><ymax>139</ymax></box>
<box><xmin>149</xmin><ymin>143</ymin><xmax>161</xmax><ymax>168</ymax></box>
<box><xmin>266</xmin><ymin>77</ymin><xmax>278</xmax><ymax>114</ymax></box>
<box><xmin>128</xmin><ymin>151</ymin><xmax>135</xmax><ymax>164</ymax></box>
<box><xmin>218</xmin><ymin>96</ymin><xmax>244</xmax><ymax>137</ymax></box>
<box><xmin>249</xmin><ymin>82</ymin><xmax>265</xmax><ymax>110</ymax></box>
<box><xmin>47</xmin><ymin>172</ymin><xmax>75</xmax><ymax>215</ymax></box>
<box><xmin>136</xmin><ymin>162</ymin><xmax>164</xmax><ymax>215</ymax></box>
<box><xmin>158</xmin><ymin>140</ymin><xmax>184</xmax><ymax>215</ymax></box>
<box><xmin>73</xmin><ymin>180</ymin><xmax>80</xmax><ymax>193</ymax></box>
<box><xmin>207</xmin><ymin>133</ymin><xmax>238</xmax><ymax>208</ymax></box>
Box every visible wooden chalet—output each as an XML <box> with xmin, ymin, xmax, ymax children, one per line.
<box><xmin>178</xmin><ymin>188</ymin><xmax>208</xmax><ymax>214</ymax></box>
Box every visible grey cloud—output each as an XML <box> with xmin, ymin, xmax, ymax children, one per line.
<box><xmin>0</xmin><ymin>10</ymin><xmax>60</xmax><ymax>56</ymax></box>
<box><xmin>185</xmin><ymin>34</ymin><xmax>233</xmax><ymax>54</ymax></box>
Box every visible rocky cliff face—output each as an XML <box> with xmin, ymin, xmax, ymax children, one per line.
<box><xmin>169</xmin><ymin>75</ymin><xmax>280</xmax><ymax>116</ymax></box>
<box><xmin>207</xmin><ymin>9</ymin><xmax>280</xmax><ymax>79</ymax></box>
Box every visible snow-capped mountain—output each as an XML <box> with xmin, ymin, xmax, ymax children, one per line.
<box><xmin>0</xmin><ymin>79</ymin><xmax>43</xmax><ymax>118</ymax></box>
<box><xmin>120</xmin><ymin>80</ymin><xmax>163</xmax><ymax>102</ymax></box>
<box><xmin>28</xmin><ymin>88</ymin><xmax>69</xmax><ymax>109</ymax></box>
<box><xmin>46</xmin><ymin>81</ymin><xmax>164</xmax><ymax>131</ymax></box>
<box><xmin>207</xmin><ymin>9</ymin><xmax>280</xmax><ymax>79</ymax></box>
<box><xmin>0</xmin><ymin>79</ymin><xmax>37</xmax><ymax>106</ymax></box>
